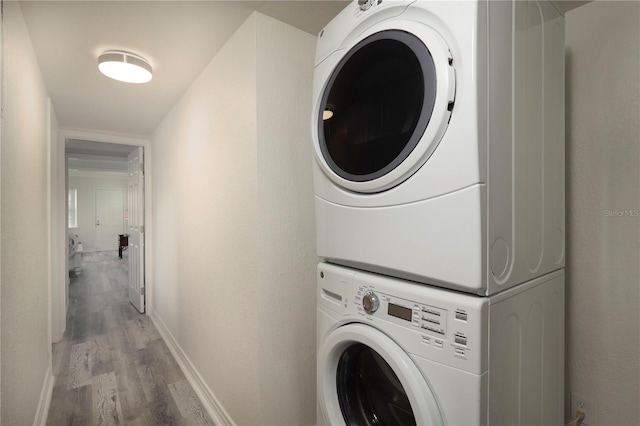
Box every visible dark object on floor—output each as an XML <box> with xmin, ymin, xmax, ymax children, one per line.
<box><xmin>118</xmin><ymin>234</ymin><xmax>129</xmax><ymax>258</ymax></box>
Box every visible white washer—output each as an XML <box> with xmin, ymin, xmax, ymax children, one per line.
<box><xmin>311</xmin><ymin>0</ymin><xmax>565</xmax><ymax>295</ymax></box>
<box><xmin>317</xmin><ymin>262</ymin><xmax>565</xmax><ymax>425</ymax></box>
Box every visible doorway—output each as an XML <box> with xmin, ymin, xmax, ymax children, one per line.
<box><xmin>52</xmin><ymin>130</ymin><xmax>152</xmax><ymax>343</ymax></box>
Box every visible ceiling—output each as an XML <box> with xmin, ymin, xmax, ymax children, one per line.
<box><xmin>20</xmin><ymin>1</ymin><xmax>349</xmax><ymax>137</ymax></box>
<box><xmin>66</xmin><ymin>139</ymin><xmax>134</xmax><ymax>172</ymax></box>
<box><xmin>20</xmin><ymin>1</ymin><xmax>588</xmax><ymax>141</ymax></box>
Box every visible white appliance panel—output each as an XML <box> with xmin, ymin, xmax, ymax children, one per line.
<box><xmin>311</xmin><ymin>0</ymin><xmax>565</xmax><ymax>295</ymax></box>
<box><xmin>317</xmin><ymin>263</ymin><xmax>564</xmax><ymax>425</ymax></box>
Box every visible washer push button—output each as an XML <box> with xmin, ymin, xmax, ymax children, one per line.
<box><xmin>412</xmin><ymin>307</ymin><xmax>420</xmax><ymax>327</ymax></box>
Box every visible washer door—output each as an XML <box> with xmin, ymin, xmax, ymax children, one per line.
<box><xmin>318</xmin><ymin>323</ymin><xmax>444</xmax><ymax>425</ymax></box>
<box><xmin>315</xmin><ymin>22</ymin><xmax>455</xmax><ymax>193</ymax></box>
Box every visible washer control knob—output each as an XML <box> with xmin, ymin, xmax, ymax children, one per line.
<box><xmin>362</xmin><ymin>291</ymin><xmax>380</xmax><ymax>315</ymax></box>
<box><xmin>358</xmin><ymin>0</ymin><xmax>376</xmax><ymax>12</ymax></box>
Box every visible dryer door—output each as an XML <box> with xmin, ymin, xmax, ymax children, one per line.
<box><xmin>318</xmin><ymin>323</ymin><xmax>443</xmax><ymax>425</ymax></box>
<box><xmin>315</xmin><ymin>23</ymin><xmax>455</xmax><ymax>193</ymax></box>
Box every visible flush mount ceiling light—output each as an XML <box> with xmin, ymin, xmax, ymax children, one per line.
<box><xmin>98</xmin><ymin>50</ymin><xmax>152</xmax><ymax>84</ymax></box>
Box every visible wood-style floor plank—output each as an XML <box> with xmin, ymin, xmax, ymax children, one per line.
<box><xmin>70</xmin><ymin>311</ymin><xmax>89</xmax><ymax>343</ymax></box>
<box><xmin>125</xmin><ymin>315</ymin><xmax>161</xmax><ymax>351</ymax></box>
<box><xmin>92</xmin><ymin>372</ymin><xmax>124</xmax><ymax>426</ymax></box>
<box><xmin>88</xmin><ymin>294</ymin><xmax>107</xmax><ymax>314</ymax></box>
<box><xmin>169</xmin><ymin>379</ymin><xmax>214</xmax><ymax>426</ymax></box>
<box><xmin>52</xmin><ymin>337</ymin><xmax>71</xmax><ymax>379</ymax></box>
<box><xmin>89</xmin><ymin>311</ymin><xmax>107</xmax><ymax>338</ymax></box>
<box><xmin>109</xmin><ymin>327</ymin><xmax>149</xmax><ymax>424</ymax></box>
<box><xmin>47</xmin><ymin>385</ymin><xmax>92</xmax><ymax>426</ymax></box>
<box><xmin>103</xmin><ymin>305</ymin><xmax>125</xmax><ymax>330</ymax></box>
<box><xmin>91</xmin><ymin>335</ymin><xmax>114</xmax><ymax>377</ymax></box>
<box><xmin>68</xmin><ymin>341</ymin><xmax>93</xmax><ymax>390</ymax></box>
<box><xmin>47</xmin><ymin>251</ymin><xmax>214</xmax><ymax>425</ymax></box>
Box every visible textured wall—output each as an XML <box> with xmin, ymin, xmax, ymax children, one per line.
<box><xmin>152</xmin><ymin>14</ymin><xmax>261</xmax><ymax>424</ymax></box>
<box><xmin>1</xmin><ymin>2</ymin><xmax>53</xmax><ymax>424</ymax></box>
<box><xmin>255</xmin><ymin>13</ymin><xmax>318</xmax><ymax>425</ymax></box>
<box><xmin>152</xmin><ymin>12</ymin><xmax>317</xmax><ymax>424</ymax></box>
<box><xmin>565</xmin><ymin>2</ymin><xmax>640</xmax><ymax>424</ymax></box>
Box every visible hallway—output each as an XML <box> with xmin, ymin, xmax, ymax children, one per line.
<box><xmin>47</xmin><ymin>252</ymin><xmax>213</xmax><ymax>425</ymax></box>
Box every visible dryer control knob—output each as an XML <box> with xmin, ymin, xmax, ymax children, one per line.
<box><xmin>358</xmin><ymin>0</ymin><xmax>375</xmax><ymax>12</ymax></box>
<box><xmin>362</xmin><ymin>291</ymin><xmax>380</xmax><ymax>315</ymax></box>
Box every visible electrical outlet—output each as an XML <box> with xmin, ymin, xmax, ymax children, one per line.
<box><xmin>571</xmin><ymin>393</ymin><xmax>592</xmax><ymax>426</ymax></box>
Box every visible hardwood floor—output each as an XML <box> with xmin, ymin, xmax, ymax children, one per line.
<box><xmin>48</xmin><ymin>251</ymin><xmax>213</xmax><ymax>426</ymax></box>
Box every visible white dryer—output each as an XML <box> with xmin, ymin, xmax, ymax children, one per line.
<box><xmin>311</xmin><ymin>0</ymin><xmax>565</xmax><ymax>295</ymax></box>
<box><xmin>317</xmin><ymin>262</ymin><xmax>565</xmax><ymax>425</ymax></box>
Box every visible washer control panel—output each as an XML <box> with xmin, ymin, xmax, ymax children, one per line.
<box><xmin>416</xmin><ymin>304</ymin><xmax>448</xmax><ymax>337</ymax></box>
<box><xmin>319</xmin><ymin>263</ymin><xmax>486</xmax><ymax>374</ymax></box>
<box><xmin>356</xmin><ymin>285</ymin><xmax>448</xmax><ymax>339</ymax></box>
<box><xmin>352</xmin><ymin>282</ymin><xmax>479</xmax><ymax>368</ymax></box>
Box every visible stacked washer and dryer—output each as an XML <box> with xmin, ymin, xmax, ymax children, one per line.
<box><xmin>311</xmin><ymin>0</ymin><xmax>566</xmax><ymax>425</ymax></box>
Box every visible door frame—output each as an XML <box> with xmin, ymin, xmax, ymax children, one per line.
<box><xmin>51</xmin><ymin>128</ymin><xmax>153</xmax><ymax>342</ymax></box>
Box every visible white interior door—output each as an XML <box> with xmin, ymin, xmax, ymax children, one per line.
<box><xmin>95</xmin><ymin>189</ymin><xmax>124</xmax><ymax>251</ymax></box>
<box><xmin>128</xmin><ymin>147</ymin><xmax>145</xmax><ymax>313</ymax></box>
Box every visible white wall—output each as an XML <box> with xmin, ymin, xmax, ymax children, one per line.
<box><xmin>255</xmin><ymin>15</ymin><xmax>318</xmax><ymax>425</ymax></box>
<box><xmin>565</xmin><ymin>2</ymin><xmax>640</xmax><ymax>424</ymax></box>
<box><xmin>152</xmin><ymin>12</ymin><xmax>317</xmax><ymax>425</ymax></box>
<box><xmin>153</xmin><ymin>14</ymin><xmax>260</xmax><ymax>424</ymax></box>
<box><xmin>1</xmin><ymin>2</ymin><xmax>55</xmax><ymax>424</ymax></box>
<box><xmin>68</xmin><ymin>170</ymin><xmax>128</xmax><ymax>252</ymax></box>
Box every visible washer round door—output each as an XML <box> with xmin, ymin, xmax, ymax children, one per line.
<box><xmin>314</xmin><ymin>21</ymin><xmax>455</xmax><ymax>193</ymax></box>
<box><xmin>318</xmin><ymin>323</ymin><xmax>444</xmax><ymax>426</ymax></box>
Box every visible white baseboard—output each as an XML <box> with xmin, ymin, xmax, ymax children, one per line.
<box><xmin>149</xmin><ymin>310</ymin><xmax>235</xmax><ymax>426</ymax></box>
<box><xmin>33</xmin><ymin>366</ymin><xmax>54</xmax><ymax>426</ymax></box>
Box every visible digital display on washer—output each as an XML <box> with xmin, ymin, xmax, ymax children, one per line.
<box><xmin>388</xmin><ymin>303</ymin><xmax>412</xmax><ymax>322</ymax></box>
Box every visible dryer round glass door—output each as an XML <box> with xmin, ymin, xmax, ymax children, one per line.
<box><xmin>318</xmin><ymin>323</ymin><xmax>443</xmax><ymax>425</ymax></box>
<box><xmin>316</xmin><ymin>24</ymin><xmax>455</xmax><ymax>193</ymax></box>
